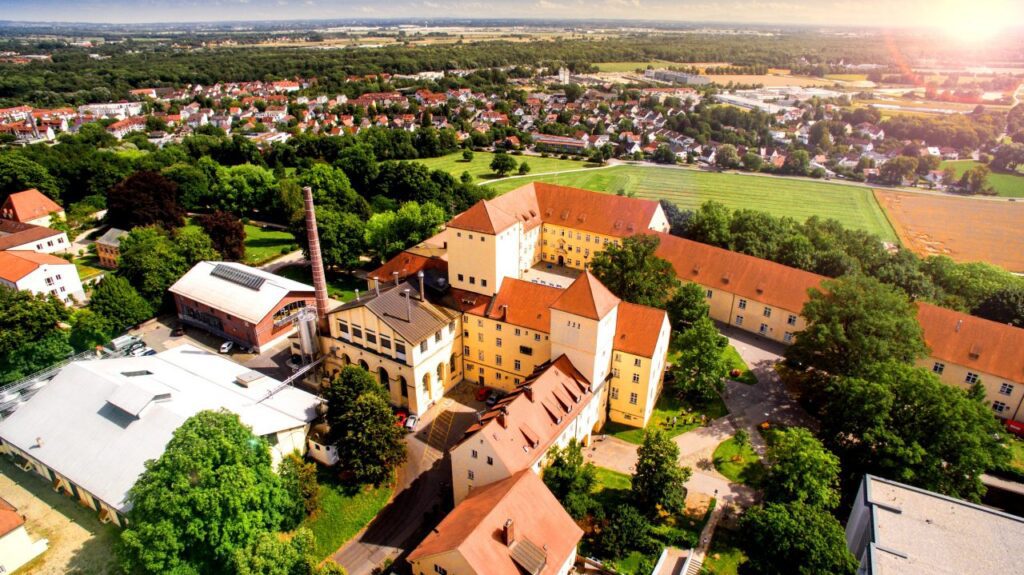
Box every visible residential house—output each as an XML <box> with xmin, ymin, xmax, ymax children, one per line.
<box><xmin>0</xmin><ymin>498</ymin><xmax>48</xmax><ymax>574</ymax></box>
<box><xmin>0</xmin><ymin>250</ymin><xmax>83</xmax><ymax>305</ymax></box>
<box><xmin>95</xmin><ymin>227</ymin><xmax>128</xmax><ymax>269</ymax></box>
<box><xmin>1</xmin><ymin>189</ymin><xmax>64</xmax><ymax>227</ymax></box>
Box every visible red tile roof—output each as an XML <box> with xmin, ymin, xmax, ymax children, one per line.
<box><xmin>368</xmin><ymin>251</ymin><xmax>447</xmax><ymax>286</ymax></box>
<box><xmin>0</xmin><ymin>220</ymin><xmax>64</xmax><ymax>251</ymax></box>
<box><xmin>0</xmin><ymin>250</ymin><xmax>68</xmax><ymax>282</ymax></box>
<box><xmin>551</xmin><ymin>270</ymin><xmax>620</xmax><ymax>321</ymax></box>
<box><xmin>459</xmin><ymin>356</ymin><xmax>596</xmax><ymax>473</ymax></box>
<box><xmin>652</xmin><ymin>232</ymin><xmax>827</xmax><ymax>314</ymax></box>
<box><xmin>613</xmin><ymin>302</ymin><xmax>668</xmax><ymax>357</ymax></box>
<box><xmin>408</xmin><ymin>471</ymin><xmax>582</xmax><ymax>575</ymax></box>
<box><xmin>0</xmin><ymin>498</ymin><xmax>25</xmax><ymax>538</ymax></box>
<box><xmin>1</xmin><ymin>189</ymin><xmax>63</xmax><ymax>223</ymax></box>
<box><xmin>471</xmin><ymin>278</ymin><xmax>563</xmax><ymax>333</ymax></box>
<box><xmin>916</xmin><ymin>302</ymin><xmax>1024</xmax><ymax>384</ymax></box>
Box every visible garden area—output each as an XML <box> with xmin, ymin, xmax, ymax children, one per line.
<box><xmin>277</xmin><ymin>264</ymin><xmax>364</xmax><ymax>302</ymax></box>
<box><xmin>299</xmin><ymin>470</ymin><xmax>393</xmax><ymax>560</ymax></box>
<box><xmin>712</xmin><ymin>431</ymin><xmax>765</xmax><ymax>487</ymax></box>
<box><xmin>940</xmin><ymin>159</ymin><xmax>1024</xmax><ymax>198</ymax></box>
<box><xmin>412</xmin><ymin>151</ymin><xmax>596</xmax><ymax>183</ymax></box>
<box><xmin>242</xmin><ymin>223</ymin><xmax>297</xmax><ymax>266</ymax></box>
<box><xmin>606</xmin><ymin>393</ymin><xmax>728</xmax><ymax>445</ymax></box>
<box><xmin>723</xmin><ymin>345</ymin><xmax>758</xmax><ymax>385</ymax></box>
<box><xmin>703</xmin><ymin>528</ymin><xmax>748</xmax><ymax>575</ymax></box>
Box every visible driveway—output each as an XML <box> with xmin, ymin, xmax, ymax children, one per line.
<box><xmin>330</xmin><ymin>382</ymin><xmax>485</xmax><ymax>575</ymax></box>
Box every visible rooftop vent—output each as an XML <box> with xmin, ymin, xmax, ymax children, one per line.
<box><xmin>235</xmin><ymin>370</ymin><xmax>265</xmax><ymax>388</ymax></box>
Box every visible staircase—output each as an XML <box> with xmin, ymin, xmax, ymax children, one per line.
<box><xmin>684</xmin><ymin>556</ymin><xmax>703</xmax><ymax>575</ymax></box>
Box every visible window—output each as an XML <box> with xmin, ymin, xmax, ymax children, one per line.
<box><xmin>496</xmin><ymin>355</ymin><xmax>503</xmax><ymax>366</ymax></box>
<box><xmin>449</xmin><ymin>322</ymin><xmax>456</xmax><ymax>334</ymax></box>
<box><xmin>471</xmin><ymin>449</ymin><xmax>478</xmax><ymax>459</ymax></box>
<box><xmin>1000</xmin><ymin>383</ymin><xmax>1014</xmax><ymax>396</ymax></box>
<box><xmin>932</xmin><ymin>362</ymin><xmax>945</xmax><ymax>375</ymax></box>
<box><xmin>381</xmin><ymin>335</ymin><xmax>391</xmax><ymax>349</ymax></box>
<box><xmin>496</xmin><ymin>338</ymin><xmax>503</xmax><ymax>348</ymax></box>
<box><xmin>759</xmin><ymin>323</ymin><xmax>768</xmax><ymax>335</ymax></box>
<box><xmin>738</xmin><ymin>299</ymin><xmax>747</xmax><ymax>310</ymax></box>
<box><xmin>396</xmin><ymin>342</ymin><xmax>406</xmax><ymax>356</ymax></box>
<box><xmin>365</xmin><ymin>330</ymin><xmax>377</xmax><ymax>344</ymax></box>
<box><xmin>514</xmin><ymin>328</ymin><xmax>521</xmax><ymax>336</ymax></box>
<box><xmin>787</xmin><ymin>314</ymin><xmax>798</xmax><ymax>326</ymax></box>
<box><xmin>614</xmin><ymin>353</ymin><xmax>621</xmax><ymax>363</ymax></box>
<box><xmin>629</xmin><ymin>392</ymin><xmax>638</xmax><ymax>405</ymax></box>
<box><xmin>534</xmin><ymin>333</ymin><xmax>541</xmax><ymax>342</ymax></box>
<box><xmin>735</xmin><ymin>315</ymin><xmax>744</xmax><ymax>326</ymax></box>
<box><xmin>420</xmin><ymin>341</ymin><xmax>428</xmax><ymax>353</ymax></box>
<box><xmin>633</xmin><ymin>358</ymin><xmax>642</xmax><ymax>367</ymax></box>
<box><xmin>519</xmin><ymin>345</ymin><xmax>533</xmax><ymax>356</ymax></box>
<box><xmin>467</xmin><ymin>470</ymin><xmax>475</xmax><ymax>480</ymax></box>
<box><xmin>435</xmin><ymin>331</ymin><xmax>442</xmax><ymax>342</ymax></box>
<box><xmin>632</xmin><ymin>373</ymin><xmax>640</xmax><ymax>383</ymax></box>
<box><xmin>458</xmin><ymin>273</ymin><xmax>464</xmax><ymax>281</ymax></box>
<box><xmin>352</xmin><ymin>326</ymin><xmax>363</xmax><ymax>338</ymax></box>
<box><xmin>45</xmin><ymin>277</ymin><xmax>54</xmax><ymax>286</ymax></box>
<box><xmin>613</xmin><ymin>368</ymin><xmax>620</xmax><ymax>377</ymax></box>
<box><xmin>469</xmin><ymin>277</ymin><xmax>476</xmax><ymax>285</ymax></box>
<box><xmin>783</xmin><ymin>332</ymin><xmax>793</xmax><ymax>343</ymax></box>
<box><xmin>706</xmin><ymin>289</ymin><xmax>713</xmax><ymax>298</ymax></box>
<box><xmin>514</xmin><ymin>359</ymin><xmax>521</xmax><ymax>370</ymax></box>
<box><xmin>478</xmin><ymin>350</ymin><xmax>484</xmax><ymax>361</ymax></box>
<box><xmin>993</xmin><ymin>401</ymin><xmax>1008</xmax><ymax>414</ymax></box>
<box><xmin>610</xmin><ymin>387</ymin><xmax>619</xmax><ymax>400</ymax></box>
<box><xmin>495</xmin><ymin>323</ymin><xmax>502</xmax><ymax>332</ymax></box>
<box><xmin>477</xmin><ymin>319</ymin><xmax>483</xmax><ymax>327</ymax></box>
<box><xmin>463</xmin><ymin>345</ymin><xmax>470</xmax><ymax>355</ymax></box>
<box><xmin>763</xmin><ymin>307</ymin><xmax>772</xmax><ymax>318</ymax></box>
<box><xmin>482</xmin><ymin>279</ymin><xmax>488</xmax><ymax>287</ymax></box>
<box><xmin>965</xmin><ymin>372</ymin><xmax>979</xmax><ymax>384</ymax></box>
<box><xmin>486</xmin><ymin>456</ymin><xmax>494</xmax><ymax>465</ymax></box>
<box><xmin>434</xmin><ymin>565</ymin><xmax>448</xmax><ymax>575</ymax></box>
<box><xmin>478</xmin><ymin>333</ymin><xmax>484</xmax><ymax>342</ymax></box>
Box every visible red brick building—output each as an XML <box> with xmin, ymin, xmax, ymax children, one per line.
<box><xmin>169</xmin><ymin>261</ymin><xmax>317</xmax><ymax>352</ymax></box>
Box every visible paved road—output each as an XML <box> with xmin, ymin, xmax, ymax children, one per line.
<box><xmin>260</xmin><ymin>249</ymin><xmax>307</xmax><ymax>273</ymax></box>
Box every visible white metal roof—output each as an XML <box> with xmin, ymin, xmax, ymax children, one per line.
<box><xmin>168</xmin><ymin>261</ymin><xmax>314</xmax><ymax>324</ymax></box>
<box><xmin>0</xmin><ymin>345</ymin><xmax>319</xmax><ymax>512</ymax></box>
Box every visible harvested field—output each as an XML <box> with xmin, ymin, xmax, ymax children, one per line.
<box><xmin>874</xmin><ymin>190</ymin><xmax>1024</xmax><ymax>272</ymax></box>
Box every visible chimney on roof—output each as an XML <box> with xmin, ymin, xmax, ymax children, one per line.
<box><xmin>302</xmin><ymin>186</ymin><xmax>330</xmax><ymax>323</ymax></box>
<box><xmin>498</xmin><ymin>406</ymin><xmax>509</xmax><ymax>428</ymax></box>
<box><xmin>404</xmin><ymin>288</ymin><xmax>412</xmax><ymax>321</ymax></box>
<box><xmin>503</xmin><ymin>518</ymin><xmax>516</xmax><ymax>547</ymax></box>
<box><xmin>523</xmin><ymin>384</ymin><xmax>533</xmax><ymax>402</ymax></box>
<box><xmin>355</xmin><ymin>289</ymin><xmax>360</xmax><ymax>302</ymax></box>
<box><xmin>418</xmin><ymin>270</ymin><xmax>425</xmax><ymax>301</ymax></box>
<box><xmin>372</xmin><ymin>276</ymin><xmax>380</xmax><ymax>296</ymax></box>
<box><xmin>501</xmin><ymin>304</ymin><xmax>509</xmax><ymax>320</ymax></box>
<box><xmin>955</xmin><ymin>319</ymin><xmax>963</xmax><ymax>332</ymax></box>
<box><xmin>393</xmin><ymin>271</ymin><xmax>400</xmax><ymax>287</ymax></box>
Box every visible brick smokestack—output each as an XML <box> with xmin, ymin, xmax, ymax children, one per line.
<box><xmin>303</xmin><ymin>186</ymin><xmax>330</xmax><ymax>321</ymax></box>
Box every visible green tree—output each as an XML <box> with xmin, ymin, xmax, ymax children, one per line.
<box><xmin>162</xmin><ymin>162</ymin><xmax>213</xmax><ymax>210</ymax></box>
<box><xmin>973</xmin><ymin>285</ymin><xmax>1024</xmax><ymax>327</ymax></box>
<box><xmin>233</xmin><ymin>527</ymin><xmax>320</xmax><ymax>575</ymax></box>
<box><xmin>671</xmin><ymin>316</ymin><xmax>728</xmax><ymax>403</ymax></box>
<box><xmin>741</xmin><ymin>152</ymin><xmax>763</xmax><ymax>171</ymax></box>
<box><xmin>119</xmin><ymin>411</ymin><xmax>294</xmax><ymax>574</ymax></box>
<box><xmin>880</xmin><ymin>155</ymin><xmax>918</xmax><ymax>185</ymax></box>
<box><xmin>174</xmin><ymin>226</ymin><xmax>220</xmax><ymax>266</ymax></box>
<box><xmin>89</xmin><ymin>275</ymin><xmax>154</xmax><ymax>332</ymax></box>
<box><xmin>106</xmin><ymin>171</ymin><xmax>185</xmax><ymax>230</ymax></box>
<box><xmin>0</xmin><ymin>152</ymin><xmax>60</xmax><ymax>203</ymax></box>
<box><xmin>489</xmin><ymin>152</ymin><xmax>517</xmax><ymax>176</ymax></box>
<box><xmin>740</xmin><ymin>502</ymin><xmax>857</xmax><ymax>575</ymax></box>
<box><xmin>324</xmin><ymin>367</ymin><xmax>406</xmax><ymax>485</ymax></box>
<box><xmin>666</xmin><ymin>281</ymin><xmax>709</xmax><ymax>332</ymax></box>
<box><xmin>786</xmin><ymin>275</ymin><xmax>927</xmax><ymax>377</ymax></box>
<box><xmin>462</xmin><ymin>149</ymin><xmax>474</xmax><ymax>162</ymax></box>
<box><xmin>279</xmin><ymin>453</ymin><xmax>321</xmax><ymax>527</ymax></box>
<box><xmin>715</xmin><ymin>144</ymin><xmax>739</xmax><ymax>169</ymax></box>
<box><xmin>314</xmin><ymin>209</ymin><xmax>367</xmax><ymax>270</ymax></box>
<box><xmin>653</xmin><ymin>144</ymin><xmax>676</xmax><ymax>164</ymax></box>
<box><xmin>298</xmin><ymin>163</ymin><xmax>369</xmax><ymax>216</ymax></box>
<box><xmin>69</xmin><ymin>309</ymin><xmax>112</xmax><ymax>352</ymax></box>
<box><xmin>117</xmin><ymin>226</ymin><xmax>188</xmax><ymax>307</ymax></box>
<box><xmin>196</xmin><ymin>210</ymin><xmax>246</xmax><ymax>261</ymax></box>
<box><xmin>589</xmin><ymin>234</ymin><xmax>679</xmax><ymax>308</ymax></box>
<box><xmin>686</xmin><ymin>201</ymin><xmax>732</xmax><ymax>247</ymax></box>
<box><xmin>518</xmin><ymin>161</ymin><xmax>531</xmax><ymax>175</ymax></box>
<box><xmin>631</xmin><ymin>429</ymin><xmax>690</xmax><ymax>518</ymax></box>
<box><xmin>821</xmin><ymin>362</ymin><xmax>1007</xmax><ymax>501</ymax></box>
<box><xmin>542</xmin><ymin>439</ymin><xmax>597</xmax><ymax>519</ymax></box>
<box><xmin>763</xmin><ymin>427</ymin><xmax>840</xmax><ymax>510</ymax></box>
<box><xmin>782</xmin><ymin>150</ymin><xmax>810</xmax><ymax>175</ymax></box>
<box><xmin>364</xmin><ymin>201</ymin><xmax>444</xmax><ymax>262</ymax></box>
<box><xmin>596</xmin><ymin>504</ymin><xmax>654</xmax><ymax>560</ymax></box>
<box><xmin>335</xmin><ymin>143</ymin><xmax>380</xmax><ymax>195</ymax></box>
<box><xmin>218</xmin><ymin>163</ymin><xmax>279</xmax><ymax>215</ymax></box>
<box><xmin>960</xmin><ymin>164</ymin><xmax>994</xmax><ymax>194</ymax></box>
<box><xmin>0</xmin><ymin>288</ymin><xmax>72</xmax><ymax>384</ymax></box>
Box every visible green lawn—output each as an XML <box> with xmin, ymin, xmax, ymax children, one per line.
<box><xmin>73</xmin><ymin>254</ymin><xmax>105</xmax><ymax>282</ymax></box>
<box><xmin>703</xmin><ymin>528</ymin><xmax>748</xmax><ymax>575</ymax></box>
<box><xmin>940</xmin><ymin>160</ymin><xmax>1024</xmax><ymax>198</ymax></box>
<box><xmin>723</xmin><ymin>345</ymin><xmax>758</xmax><ymax>385</ymax></box>
<box><xmin>243</xmin><ymin>223</ymin><xmax>296</xmax><ymax>265</ymax></box>
<box><xmin>595</xmin><ymin>60</ymin><xmax>676</xmax><ymax>73</ymax></box>
<box><xmin>300</xmin><ymin>475</ymin><xmax>392</xmax><ymax>560</ymax></box>
<box><xmin>276</xmin><ymin>265</ymin><xmax>364</xmax><ymax>302</ymax></box>
<box><xmin>411</xmin><ymin>151</ymin><xmax>597</xmax><ymax>183</ymax></box>
<box><xmin>606</xmin><ymin>393</ymin><xmax>728</xmax><ymax>445</ymax></box>
<box><xmin>712</xmin><ymin>436</ymin><xmax>765</xmax><ymax>486</ymax></box>
<box><xmin>479</xmin><ymin>165</ymin><xmax>898</xmax><ymax>241</ymax></box>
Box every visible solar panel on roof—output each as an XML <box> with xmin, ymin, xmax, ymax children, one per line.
<box><xmin>210</xmin><ymin>263</ymin><xmax>266</xmax><ymax>290</ymax></box>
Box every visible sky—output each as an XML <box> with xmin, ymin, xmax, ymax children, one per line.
<box><xmin>1</xmin><ymin>0</ymin><xmax>1022</xmax><ymax>32</ymax></box>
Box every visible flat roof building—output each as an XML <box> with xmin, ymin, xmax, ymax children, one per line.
<box><xmin>846</xmin><ymin>474</ymin><xmax>1024</xmax><ymax>574</ymax></box>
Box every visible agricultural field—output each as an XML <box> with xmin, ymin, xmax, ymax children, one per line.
<box><xmin>484</xmin><ymin>165</ymin><xmax>898</xmax><ymax>241</ymax></box>
<box><xmin>594</xmin><ymin>60</ymin><xmax>680</xmax><ymax>73</ymax></box>
<box><xmin>411</xmin><ymin>151</ymin><xmax>591</xmax><ymax>183</ymax></box>
<box><xmin>940</xmin><ymin>160</ymin><xmax>1024</xmax><ymax>198</ymax></box>
<box><xmin>874</xmin><ymin>190</ymin><xmax>1024</xmax><ymax>273</ymax></box>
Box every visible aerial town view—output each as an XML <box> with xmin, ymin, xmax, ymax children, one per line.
<box><xmin>1</xmin><ymin>1</ymin><xmax>1024</xmax><ymax>574</ymax></box>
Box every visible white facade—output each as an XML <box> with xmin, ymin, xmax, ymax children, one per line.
<box><xmin>0</xmin><ymin>259</ymin><xmax>84</xmax><ymax>305</ymax></box>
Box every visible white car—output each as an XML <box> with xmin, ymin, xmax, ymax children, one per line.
<box><xmin>219</xmin><ymin>341</ymin><xmax>234</xmax><ymax>354</ymax></box>
<box><xmin>404</xmin><ymin>414</ymin><xmax>419</xmax><ymax>431</ymax></box>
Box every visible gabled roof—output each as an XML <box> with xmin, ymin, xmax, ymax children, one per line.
<box><xmin>551</xmin><ymin>270</ymin><xmax>620</xmax><ymax>321</ymax></box>
<box><xmin>613</xmin><ymin>302</ymin><xmax>669</xmax><ymax>358</ymax></box>
<box><xmin>470</xmin><ymin>278</ymin><xmax>563</xmax><ymax>333</ymax></box>
<box><xmin>916</xmin><ymin>302</ymin><xmax>1024</xmax><ymax>384</ymax></box>
<box><xmin>652</xmin><ymin>232</ymin><xmax>826</xmax><ymax>314</ymax></box>
<box><xmin>459</xmin><ymin>356</ymin><xmax>595</xmax><ymax>472</ymax></box>
<box><xmin>0</xmin><ymin>345</ymin><xmax>319</xmax><ymax>512</ymax></box>
<box><xmin>168</xmin><ymin>261</ymin><xmax>314</xmax><ymax>325</ymax></box>
<box><xmin>0</xmin><ymin>219</ymin><xmax>64</xmax><ymax>251</ymax></box>
<box><xmin>0</xmin><ymin>498</ymin><xmax>25</xmax><ymax>538</ymax></box>
<box><xmin>95</xmin><ymin>227</ymin><xmax>129</xmax><ymax>248</ymax></box>
<box><xmin>1</xmin><ymin>189</ymin><xmax>63</xmax><ymax>222</ymax></box>
<box><xmin>335</xmin><ymin>280</ymin><xmax>460</xmax><ymax>345</ymax></box>
<box><xmin>368</xmin><ymin>250</ymin><xmax>447</xmax><ymax>286</ymax></box>
<box><xmin>0</xmin><ymin>250</ymin><xmax>70</xmax><ymax>283</ymax></box>
<box><xmin>407</xmin><ymin>470</ymin><xmax>582</xmax><ymax>575</ymax></box>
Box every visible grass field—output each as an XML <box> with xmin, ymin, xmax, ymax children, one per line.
<box><xmin>595</xmin><ymin>60</ymin><xmax>677</xmax><ymax>73</ymax></box>
<box><xmin>940</xmin><ymin>160</ymin><xmax>1024</xmax><ymax>198</ymax></box>
<box><xmin>825</xmin><ymin>73</ymin><xmax>869</xmax><ymax>82</ymax></box>
<box><xmin>703</xmin><ymin>528</ymin><xmax>748</xmax><ymax>575</ymax></box>
<box><xmin>300</xmin><ymin>473</ymin><xmax>392</xmax><ymax>560</ymax></box>
<box><xmin>606</xmin><ymin>393</ymin><xmax>728</xmax><ymax>445</ymax></box>
<box><xmin>712</xmin><ymin>436</ymin><xmax>765</xmax><ymax>486</ymax></box>
<box><xmin>243</xmin><ymin>223</ymin><xmax>296</xmax><ymax>266</ymax></box>
<box><xmin>277</xmin><ymin>264</ymin><xmax>363</xmax><ymax>302</ymax></box>
<box><xmin>411</xmin><ymin>151</ymin><xmax>593</xmax><ymax>183</ymax></box>
<box><xmin>483</xmin><ymin>165</ymin><xmax>898</xmax><ymax>241</ymax></box>
<box><xmin>723</xmin><ymin>345</ymin><xmax>758</xmax><ymax>385</ymax></box>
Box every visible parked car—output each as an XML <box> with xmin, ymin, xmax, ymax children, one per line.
<box><xmin>141</xmin><ymin>348</ymin><xmax>157</xmax><ymax>356</ymax></box>
<box><xmin>486</xmin><ymin>391</ymin><xmax>501</xmax><ymax>407</ymax></box>
<box><xmin>171</xmin><ymin>325</ymin><xmax>185</xmax><ymax>337</ymax></box>
<box><xmin>404</xmin><ymin>414</ymin><xmax>419</xmax><ymax>431</ymax></box>
<box><xmin>125</xmin><ymin>341</ymin><xmax>146</xmax><ymax>355</ymax></box>
<box><xmin>130</xmin><ymin>345</ymin><xmax>153</xmax><ymax>357</ymax></box>
<box><xmin>475</xmin><ymin>387</ymin><xmax>491</xmax><ymax>402</ymax></box>
<box><xmin>219</xmin><ymin>341</ymin><xmax>234</xmax><ymax>354</ymax></box>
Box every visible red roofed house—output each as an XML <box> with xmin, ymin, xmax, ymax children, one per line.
<box><xmin>0</xmin><ymin>497</ymin><xmax>48</xmax><ymax>574</ymax></box>
<box><xmin>1</xmin><ymin>189</ymin><xmax>65</xmax><ymax>228</ymax></box>
<box><xmin>408</xmin><ymin>471</ymin><xmax>581</xmax><ymax>575</ymax></box>
<box><xmin>0</xmin><ymin>250</ymin><xmax>84</xmax><ymax>305</ymax></box>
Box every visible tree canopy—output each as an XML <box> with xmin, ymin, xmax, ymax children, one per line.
<box><xmin>740</xmin><ymin>502</ymin><xmax>857</xmax><ymax>575</ymax></box>
<box><xmin>106</xmin><ymin>170</ymin><xmax>185</xmax><ymax>230</ymax></box>
<box><xmin>542</xmin><ymin>438</ymin><xmax>598</xmax><ymax>519</ymax></box>
<box><xmin>763</xmin><ymin>427</ymin><xmax>841</xmax><ymax>510</ymax></box>
<box><xmin>590</xmin><ymin>234</ymin><xmax>679</xmax><ymax>308</ymax></box>
<box><xmin>631</xmin><ymin>429</ymin><xmax>690</xmax><ymax>518</ymax></box>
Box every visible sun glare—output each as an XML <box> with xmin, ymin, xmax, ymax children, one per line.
<box><xmin>934</xmin><ymin>0</ymin><xmax>1016</xmax><ymax>44</ymax></box>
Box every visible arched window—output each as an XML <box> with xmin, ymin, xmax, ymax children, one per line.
<box><xmin>340</xmin><ymin>354</ymin><xmax>351</xmax><ymax>366</ymax></box>
<box><xmin>358</xmin><ymin>359</ymin><xmax>369</xmax><ymax>371</ymax></box>
<box><xmin>378</xmin><ymin>367</ymin><xmax>390</xmax><ymax>388</ymax></box>
<box><xmin>399</xmin><ymin>375</ymin><xmax>408</xmax><ymax>397</ymax></box>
